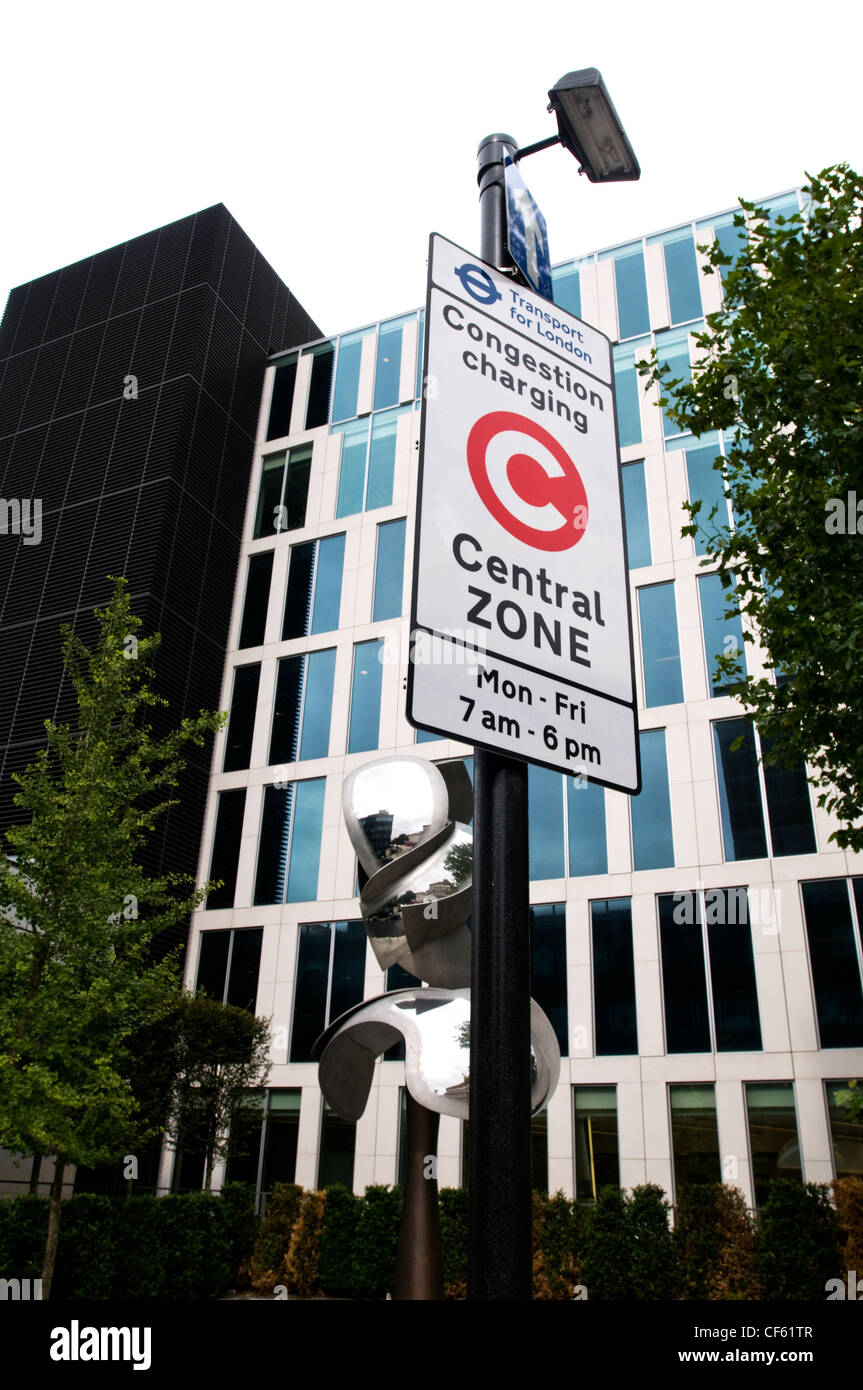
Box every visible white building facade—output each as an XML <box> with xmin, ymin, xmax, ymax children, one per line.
<box><xmin>180</xmin><ymin>189</ymin><xmax>863</xmax><ymax>1209</ymax></box>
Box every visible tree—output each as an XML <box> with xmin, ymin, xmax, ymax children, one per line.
<box><xmin>163</xmin><ymin>992</ymin><xmax>271</xmax><ymax>1191</ymax></box>
<box><xmin>639</xmin><ymin>164</ymin><xmax>863</xmax><ymax>849</ymax></box>
<box><xmin>0</xmin><ymin>577</ymin><xmax>226</xmax><ymax>1295</ymax></box>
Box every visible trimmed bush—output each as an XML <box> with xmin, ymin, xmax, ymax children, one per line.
<box><xmin>285</xmin><ymin>1190</ymin><xmax>326</xmax><ymax>1296</ymax></box>
<box><xmin>581</xmin><ymin>1186</ymin><xmax>630</xmax><ymax>1299</ymax></box>
<box><xmin>351</xmin><ymin>1185</ymin><xmax>402</xmax><ymax>1299</ymax></box>
<box><xmin>707</xmin><ymin>1185</ymin><xmax>760</xmax><ymax>1300</ymax></box>
<box><xmin>533</xmin><ymin>1190</ymin><xmax>582</xmax><ymax>1300</ymax></box>
<box><xmin>628</xmin><ymin>1184</ymin><xmax>678</xmax><ymax>1300</ymax></box>
<box><xmin>757</xmin><ymin>1180</ymin><xmax>841</xmax><ymax>1300</ymax></box>
<box><xmin>675</xmin><ymin>1184</ymin><xmax>724</xmax><ymax>1299</ymax></box>
<box><xmin>219</xmin><ymin>1182</ymin><xmax>258</xmax><ymax>1290</ymax></box>
<box><xmin>833</xmin><ymin>1176</ymin><xmax>863</xmax><ymax>1279</ymax></box>
<box><xmin>250</xmin><ymin>1182</ymin><xmax>303</xmax><ymax>1294</ymax></box>
<box><xmin>319</xmin><ymin>1184</ymin><xmax>360</xmax><ymax>1298</ymax></box>
<box><xmin>439</xmin><ymin>1187</ymin><xmax>468</xmax><ymax>1300</ymax></box>
<box><xmin>52</xmin><ymin>1195</ymin><xmax>117</xmax><ymax>1300</ymax></box>
<box><xmin>0</xmin><ymin>1194</ymin><xmax>48</xmax><ymax>1281</ymax></box>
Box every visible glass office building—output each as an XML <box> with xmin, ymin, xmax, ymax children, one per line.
<box><xmin>3</xmin><ymin>192</ymin><xmax>861</xmax><ymax>1208</ymax></box>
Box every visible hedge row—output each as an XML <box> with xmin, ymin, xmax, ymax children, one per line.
<box><xmin>0</xmin><ymin>1183</ymin><xmax>256</xmax><ymax>1300</ymax></box>
<box><xmin>249</xmin><ymin>1177</ymin><xmax>863</xmax><ymax>1300</ymax></box>
<box><xmin>2</xmin><ymin>1177</ymin><xmax>861</xmax><ymax>1299</ymax></box>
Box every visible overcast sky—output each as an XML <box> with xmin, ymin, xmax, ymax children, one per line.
<box><xmin>3</xmin><ymin>0</ymin><xmax>862</xmax><ymax>338</ymax></box>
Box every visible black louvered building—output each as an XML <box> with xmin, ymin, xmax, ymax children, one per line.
<box><xmin>0</xmin><ymin>204</ymin><xmax>320</xmax><ymax>945</ymax></box>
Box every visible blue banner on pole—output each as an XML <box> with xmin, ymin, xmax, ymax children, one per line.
<box><xmin>504</xmin><ymin>153</ymin><xmax>553</xmax><ymax>300</ymax></box>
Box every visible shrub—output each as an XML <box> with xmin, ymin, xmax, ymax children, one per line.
<box><xmin>439</xmin><ymin>1187</ymin><xmax>468</xmax><ymax>1299</ymax></box>
<box><xmin>675</xmin><ymin>1184</ymin><xmax>724</xmax><ymax>1299</ymax></box>
<box><xmin>219</xmin><ymin>1182</ymin><xmax>258</xmax><ymax>1290</ymax></box>
<box><xmin>628</xmin><ymin>1184</ymin><xmax>678</xmax><ymax>1299</ymax></box>
<box><xmin>0</xmin><ymin>1195</ymin><xmax>48</xmax><ymax>1281</ymax></box>
<box><xmin>319</xmin><ymin>1184</ymin><xmax>360</xmax><ymax>1298</ymax></box>
<box><xmin>250</xmin><ymin>1182</ymin><xmax>303</xmax><ymax>1294</ymax></box>
<box><xmin>581</xmin><ymin>1186</ymin><xmax>630</xmax><ymax>1299</ymax></box>
<box><xmin>833</xmin><ymin>1176</ymin><xmax>863</xmax><ymax>1277</ymax></box>
<box><xmin>351</xmin><ymin>1186</ymin><xmax>402</xmax><ymax>1299</ymax></box>
<box><xmin>532</xmin><ymin>1190</ymin><xmax>581</xmax><ymax>1299</ymax></box>
<box><xmin>52</xmin><ymin>1195</ymin><xmax>117</xmax><ymax>1300</ymax></box>
<box><xmin>707</xmin><ymin>1185</ymin><xmax>760</xmax><ymax>1300</ymax></box>
<box><xmin>757</xmin><ymin>1180</ymin><xmax>841</xmax><ymax>1299</ymax></box>
<box><xmin>285</xmin><ymin>1190</ymin><xmax>326</xmax><ymax>1296</ymax></box>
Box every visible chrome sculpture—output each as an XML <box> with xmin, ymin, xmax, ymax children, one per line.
<box><xmin>312</xmin><ymin>753</ymin><xmax>561</xmax><ymax>1297</ymax></box>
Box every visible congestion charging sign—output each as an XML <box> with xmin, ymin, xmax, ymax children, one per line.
<box><xmin>407</xmin><ymin>233</ymin><xmax>641</xmax><ymax>794</ymax></box>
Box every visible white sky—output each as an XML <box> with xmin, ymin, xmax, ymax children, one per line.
<box><xmin>3</xmin><ymin>0</ymin><xmax>862</xmax><ymax>339</ymax></box>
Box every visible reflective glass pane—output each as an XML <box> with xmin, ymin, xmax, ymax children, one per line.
<box><xmin>698</xmin><ymin>572</ymin><xmax>746</xmax><ymax>695</ymax></box>
<box><xmin>348</xmin><ymin>640</ymin><xmax>383</xmax><ymax>754</ymax></box>
<box><xmin>223</xmin><ymin>663</ymin><xmax>261</xmax><ymax>772</ymax></box>
<box><xmin>591</xmin><ymin>898</ymin><xmax>638</xmax><ymax>1055</ymax></box>
<box><xmin>372</xmin><ymin>518</ymin><xmax>406</xmax><ymax>622</ymax></box>
<box><xmin>330</xmin><ymin>921</ymin><xmax>367</xmax><ymax>1020</ymax></box>
<box><xmin>254</xmin><ymin>453</ymin><xmax>285</xmax><ymax>539</ymax></box>
<box><xmin>282</xmin><ymin>444</ymin><xmax>311</xmax><ymax>532</ymax></box>
<box><xmin>291</xmin><ymin>923</ymin><xmax>332</xmax><ymax>1062</ymax></box>
<box><xmin>311</xmin><ymin>534</ymin><xmax>345</xmax><ymax>634</ymax></box>
<box><xmin>528</xmin><ymin>764</ymin><xmax>565</xmax><ymax>879</ymax></box>
<box><xmin>552</xmin><ymin>263</ymin><xmax>581</xmax><ymax>317</ymax></box>
<box><xmin>760</xmin><ymin>731</ymin><xmax>815</xmax><ymax>856</ymax></box>
<box><xmin>269</xmin><ymin>655</ymin><xmax>303</xmax><ymax>765</ymax></box>
<box><xmin>745</xmin><ymin>1083</ymin><xmax>801</xmax><ymax>1205</ymax></box>
<box><xmin>207</xmin><ymin>789</ymin><xmax>246</xmax><ymax>910</ymax></box>
<box><xmin>801</xmin><ymin>879</ymin><xmax>863</xmax><ymax>1048</ymax></box>
<box><xmin>603</xmin><ymin>243</ymin><xmax>649</xmax><ymax>338</ymax></box>
<box><xmin>631</xmin><ymin>729</ymin><xmax>674</xmax><ymax>870</ymax></box>
<box><xmin>612</xmin><ymin>339</ymin><xmax>648</xmax><ymax>448</ymax></box>
<box><xmin>366</xmin><ymin>407</ymin><xmax>408</xmax><ymax>510</ymax></box>
<box><xmin>706</xmin><ymin>889</ymin><xmax>762</xmax><ymax>1051</ymax></box>
<box><xmin>713</xmin><ymin>719</ymin><xmax>768</xmax><ymax>862</ymax></box>
<box><xmin>684</xmin><ymin>444</ymin><xmax>729</xmax><ymax>556</ymax></box>
<box><xmin>226</xmin><ymin>927</ymin><xmax>264</xmax><ymax>1013</ymax></box>
<box><xmin>283</xmin><ymin>541</ymin><xmax>316</xmax><ymax>640</ymax></box>
<box><xmin>826</xmin><ymin>1080</ymin><xmax>863</xmax><ymax>1178</ymax></box>
<box><xmin>239</xmin><ymin>552</ymin><xmax>273</xmax><ymax>649</ymax></box>
<box><xmin>415</xmin><ymin>310</ymin><xmax>425</xmax><ymax>401</ymax></box>
<box><xmin>670</xmin><ymin>1084</ymin><xmax>721</xmax><ymax>1187</ymax></box>
<box><xmin>621</xmin><ymin>460</ymin><xmax>651</xmax><ymax>567</ymax></box>
<box><xmin>267</xmin><ymin>355</ymin><xmax>297</xmax><ymax>440</ymax></box>
<box><xmin>197</xmin><ymin>930</ymin><xmax>230</xmax><ymax>1000</ymax></box>
<box><xmin>657</xmin><ymin>229</ymin><xmax>702</xmax><ymax>323</ymax></box>
<box><xmin>566</xmin><ymin>777</ymin><xmax>607</xmax><ymax>876</ymax></box>
<box><xmin>655</xmin><ymin>325</ymin><xmax>697</xmax><ymax>438</ymax></box>
<box><xmin>255</xmin><ymin>784</ymin><xmax>293</xmax><ymax>906</ymax></box>
<box><xmin>331</xmin><ymin>329</ymin><xmax>368</xmax><ymax>422</ymax></box>
<box><xmin>573</xmin><ymin>1086</ymin><xmax>619</xmax><ymax>1201</ymax></box>
<box><xmin>658</xmin><ymin>893</ymin><xmax>711</xmax><ymax>1053</ymax></box>
<box><xmin>318</xmin><ymin>1105</ymin><xmax>356</xmax><ymax>1189</ymax></box>
<box><xmin>305</xmin><ymin>342</ymin><xmax>334</xmax><ymax>429</ymax></box>
<box><xmin>638</xmin><ymin>583</ymin><xmax>683</xmax><ymax>706</ymax></box>
<box><xmin>530</xmin><ymin>903</ymin><xmax>568</xmax><ymax>1054</ymax></box>
<box><xmin>286</xmin><ymin>778</ymin><xmax>326</xmax><ymax>902</ymax></box>
<box><xmin>299</xmin><ymin>648</ymin><xmax>336</xmax><ymax>760</ymax></box>
<box><xmin>334</xmin><ymin>418</ymin><xmax>369</xmax><ymax>518</ymax></box>
<box><xmin>373</xmin><ymin>319</ymin><xmax>406</xmax><ymax>411</ymax></box>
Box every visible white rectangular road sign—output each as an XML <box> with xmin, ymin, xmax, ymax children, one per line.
<box><xmin>407</xmin><ymin>234</ymin><xmax>640</xmax><ymax>794</ymax></box>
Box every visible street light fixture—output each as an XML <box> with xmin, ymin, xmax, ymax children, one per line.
<box><xmin>546</xmin><ymin>68</ymin><xmax>640</xmax><ymax>181</ymax></box>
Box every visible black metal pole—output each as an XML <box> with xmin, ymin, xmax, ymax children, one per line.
<box><xmin>467</xmin><ymin>134</ymin><xmax>533</xmax><ymax>1302</ymax></box>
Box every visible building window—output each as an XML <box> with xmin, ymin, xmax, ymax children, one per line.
<box><xmin>283</xmin><ymin>534</ymin><xmax>345</xmax><ymax>639</ymax></box>
<box><xmin>372</xmin><ymin>518</ymin><xmax>406</xmax><ymax>622</ymax></box>
<box><xmin>573</xmin><ymin>1087</ymin><xmax>619</xmax><ymax>1201</ymax></box>
<box><xmin>631</xmin><ymin>729</ymin><xmax>674</xmax><ymax>870</ymax></box>
<box><xmin>253</xmin><ymin>445</ymin><xmax>312</xmax><ymax>539</ymax></box>
<box><xmin>670</xmin><ymin>1084</ymin><xmax>721</xmax><ymax>1189</ymax></box>
<box><xmin>254</xmin><ymin>779</ymin><xmax>326</xmax><ymax>905</ymax></box>
<box><xmin>460</xmin><ymin>1118</ymin><xmax>549</xmax><ymax>1193</ymax></box>
<box><xmin>713</xmin><ymin>718</ymin><xmax>815</xmax><ymax>861</ymax></box>
<box><xmin>290</xmin><ymin>920</ymin><xmax>366</xmax><ymax>1063</ymax></box>
<box><xmin>528</xmin><ymin>766</ymin><xmax>607</xmax><ymax>879</ymax></box>
<box><xmin>649</xmin><ymin>226</ymin><xmax>702</xmax><ymax>324</ymax></box>
<box><xmin>334</xmin><ymin>405</ymin><xmax>409</xmax><ymax>517</ymax></box>
<box><xmin>697</xmin><ymin>572</ymin><xmax>746</xmax><ymax>696</ymax></box>
<box><xmin>373</xmin><ymin>315</ymin><xmax>411</xmax><ymax>411</ymax></box>
<box><xmin>304</xmin><ymin>341</ymin><xmax>335</xmax><ymax>429</ymax></box>
<box><xmin>697</xmin><ymin>211</ymin><xmax>748</xmax><ymax>287</ymax></box>
<box><xmin>269</xmin><ymin>650</ymin><xmax>336</xmax><ymax>765</ymax></box>
<box><xmin>825</xmin><ymin>1080</ymin><xmax>863</xmax><ymax>1179</ymax></box>
<box><xmin>745</xmin><ymin>1083</ymin><xmax>802</xmax><ymax>1206</ymax></box>
<box><xmin>612</xmin><ymin>338</ymin><xmax>649</xmax><ymax>448</ymax></box>
<box><xmin>238</xmin><ymin>552</ymin><xmax>273</xmax><ymax>649</ymax></box>
<box><xmin>223</xmin><ymin>663</ymin><xmax>260</xmax><ymax>772</ymax></box>
<box><xmin>267</xmin><ymin>355</ymin><xmax>297</xmax><ymax>440</ymax></box>
<box><xmin>551</xmin><ymin>262</ymin><xmax>581</xmax><ymax>317</ymax></box>
<box><xmin>319</xmin><ymin>1104</ymin><xmax>356</xmax><ymax>1190</ymax></box>
<box><xmin>348</xmin><ymin>639</ymin><xmax>384</xmax><ymax>754</ymax></box>
<box><xmin>591</xmin><ymin>898</ymin><xmax>638</xmax><ymax>1055</ymax></box>
<box><xmin>801</xmin><ymin>879</ymin><xmax>863</xmax><ymax>1048</ymax></box>
<box><xmin>654</xmin><ymin>324</ymin><xmax>699</xmax><ymax>438</ymax></box>
<box><xmin>332</xmin><ymin>326</ymin><xmax>375</xmax><ymax>423</ymax></box>
<box><xmin>530</xmin><ymin>903</ymin><xmax>568</xmax><ymax>1055</ymax></box>
<box><xmin>601</xmin><ymin>242</ymin><xmax>650</xmax><ymax>339</ymax></box>
<box><xmin>638</xmin><ymin>582</ymin><xmax>684</xmax><ymax>707</ymax></box>
<box><xmin>415</xmin><ymin>310</ymin><xmax>425</xmax><ymax>400</ymax></box>
<box><xmin>658</xmin><ymin>890</ymin><xmax>761</xmax><ymax>1054</ymax></box>
<box><xmin>621</xmin><ymin>460</ymin><xmax>651</xmax><ymax>567</ymax></box>
<box><xmin>196</xmin><ymin>927</ymin><xmax>263</xmax><ymax>1012</ymax></box>
<box><xmin>206</xmin><ymin>788</ymin><xmax>246</xmax><ymax>909</ymax></box>
<box><xmin>684</xmin><ymin>443</ymin><xmax>730</xmax><ymax>556</ymax></box>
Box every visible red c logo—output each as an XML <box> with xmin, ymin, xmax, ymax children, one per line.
<box><xmin>466</xmin><ymin>411</ymin><xmax>588</xmax><ymax>551</ymax></box>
